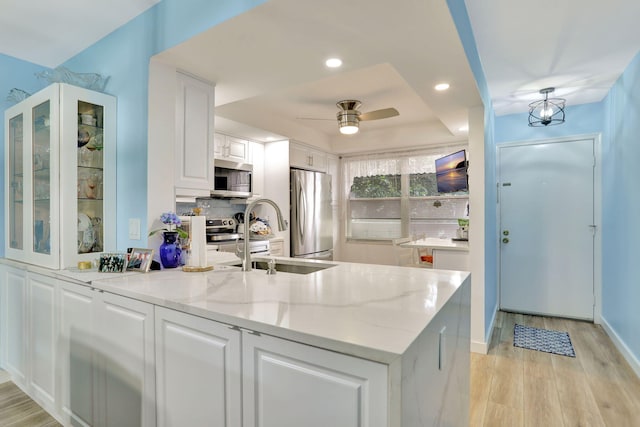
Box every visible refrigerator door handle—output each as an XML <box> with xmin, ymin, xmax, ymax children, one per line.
<box><xmin>299</xmin><ymin>183</ymin><xmax>306</xmax><ymax>245</ymax></box>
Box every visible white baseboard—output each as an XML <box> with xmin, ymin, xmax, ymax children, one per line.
<box><xmin>471</xmin><ymin>306</ymin><xmax>498</xmax><ymax>354</ymax></box>
<box><xmin>600</xmin><ymin>316</ymin><xmax>640</xmax><ymax>379</ymax></box>
<box><xmin>471</xmin><ymin>340</ymin><xmax>488</xmax><ymax>354</ymax></box>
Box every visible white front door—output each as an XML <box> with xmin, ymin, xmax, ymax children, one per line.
<box><xmin>498</xmin><ymin>138</ymin><xmax>595</xmax><ymax>320</ymax></box>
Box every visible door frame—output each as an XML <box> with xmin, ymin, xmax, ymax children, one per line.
<box><xmin>496</xmin><ymin>133</ymin><xmax>602</xmax><ymax>323</ymax></box>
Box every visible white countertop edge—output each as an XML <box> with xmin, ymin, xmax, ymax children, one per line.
<box><xmin>400</xmin><ymin>237</ymin><xmax>469</xmax><ymax>251</ymax></box>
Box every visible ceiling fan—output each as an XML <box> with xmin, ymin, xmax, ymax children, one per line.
<box><xmin>300</xmin><ymin>100</ymin><xmax>399</xmax><ymax>135</ymax></box>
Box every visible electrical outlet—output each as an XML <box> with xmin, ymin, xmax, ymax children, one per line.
<box><xmin>129</xmin><ymin>218</ymin><xmax>141</xmax><ymax>240</ymax></box>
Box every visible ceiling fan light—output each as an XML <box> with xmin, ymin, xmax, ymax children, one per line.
<box><xmin>339</xmin><ymin>124</ymin><xmax>359</xmax><ymax>134</ymax></box>
<box><xmin>337</xmin><ymin>110</ymin><xmax>360</xmax><ymax>134</ymax></box>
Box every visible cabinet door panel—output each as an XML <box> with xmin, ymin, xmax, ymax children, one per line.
<box><xmin>3</xmin><ymin>268</ymin><xmax>27</xmax><ymax>387</ymax></box>
<box><xmin>155</xmin><ymin>307</ymin><xmax>241</xmax><ymax>427</ymax></box>
<box><xmin>226</xmin><ymin>136</ymin><xmax>249</xmax><ymax>162</ymax></box>
<box><xmin>28</xmin><ymin>274</ymin><xmax>57</xmax><ymax>411</ymax></box>
<box><xmin>59</xmin><ymin>281</ymin><xmax>96</xmax><ymax>427</ymax></box>
<box><xmin>243</xmin><ymin>332</ymin><xmax>387</xmax><ymax>427</ymax></box>
<box><xmin>98</xmin><ymin>293</ymin><xmax>155</xmax><ymax>427</ymax></box>
<box><xmin>175</xmin><ymin>73</ymin><xmax>214</xmax><ymax>194</ymax></box>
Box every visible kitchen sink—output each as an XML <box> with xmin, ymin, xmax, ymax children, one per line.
<box><xmin>230</xmin><ymin>258</ymin><xmax>336</xmax><ymax>274</ymax></box>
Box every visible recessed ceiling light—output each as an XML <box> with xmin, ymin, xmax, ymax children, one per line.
<box><xmin>435</xmin><ymin>83</ymin><xmax>450</xmax><ymax>91</ymax></box>
<box><xmin>325</xmin><ymin>58</ymin><xmax>342</xmax><ymax>68</ymax></box>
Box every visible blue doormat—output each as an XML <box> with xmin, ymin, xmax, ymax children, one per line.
<box><xmin>513</xmin><ymin>324</ymin><xmax>576</xmax><ymax>357</ymax></box>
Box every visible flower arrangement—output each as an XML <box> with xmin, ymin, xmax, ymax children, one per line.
<box><xmin>149</xmin><ymin>211</ymin><xmax>188</xmax><ymax>239</ymax></box>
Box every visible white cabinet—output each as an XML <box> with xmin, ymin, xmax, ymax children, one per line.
<box><xmin>242</xmin><ymin>332</ymin><xmax>388</xmax><ymax>427</ymax></box>
<box><xmin>250</xmin><ymin>141</ymin><xmax>265</xmax><ymax>197</ymax></box>
<box><xmin>154</xmin><ymin>307</ymin><xmax>387</xmax><ymax>427</ymax></box>
<box><xmin>100</xmin><ymin>292</ymin><xmax>156</xmax><ymax>427</ymax></box>
<box><xmin>27</xmin><ymin>273</ymin><xmax>58</xmax><ymax>415</ymax></box>
<box><xmin>0</xmin><ymin>268</ymin><xmax>59</xmax><ymax>417</ymax></box>
<box><xmin>269</xmin><ymin>237</ymin><xmax>284</xmax><ymax>256</ymax></box>
<box><xmin>155</xmin><ymin>307</ymin><xmax>241</xmax><ymax>427</ymax></box>
<box><xmin>58</xmin><ymin>281</ymin><xmax>156</xmax><ymax>427</ymax></box>
<box><xmin>4</xmin><ymin>83</ymin><xmax>116</xmax><ymax>269</ymax></box>
<box><xmin>433</xmin><ymin>249</ymin><xmax>470</xmax><ymax>271</ymax></box>
<box><xmin>290</xmin><ymin>141</ymin><xmax>327</xmax><ymax>172</ymax></box>
<box><xmin>214</xmin><ymin>133</ymin><xmax>251</xmax><ymax>163</ymax></box>
<box><xmin>0</xmin><ymin>265</ymin><xmax>27</xmax><ymax>388</ymax></box>
<box><xmin>175</xmin><ymin>72</ymin><xmax>215</xmax><ymax>198</ymax></box>
<box><xmin>58</xmin><ymin>279</ymin><xmax>97</xmax><ymax>426</ymax></box>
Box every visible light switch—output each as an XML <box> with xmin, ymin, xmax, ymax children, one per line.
<box><xmin>129</xmin><ymin>218</ymin><xmax>141</xmax><ymax>240</ymax></box>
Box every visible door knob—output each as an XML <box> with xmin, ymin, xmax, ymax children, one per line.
<box><xmin>502</xmin><ymin>237</ymin><xmax>509</xmax><ymax>244</ymax></box>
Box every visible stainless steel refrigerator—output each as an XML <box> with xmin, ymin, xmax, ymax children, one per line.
<box><xmin>290</xmin><ymin>169</ymin><xmax>333</xmax><ymax>260</ymax></box>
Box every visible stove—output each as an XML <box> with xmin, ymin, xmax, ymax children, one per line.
<box><xmin>205</xmin><ymin>216</ymin><xmax>270</xmax><ymax>255</ymax></box>
<box><xmin>206</xmin><ymin>217</ymin><xmax>240</xmax><ymax>242</ymax></box>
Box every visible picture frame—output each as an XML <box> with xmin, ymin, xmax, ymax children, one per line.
<box><xmin>127</xmin><ymin>248</ymin><xmax>154</xmax><ymax>272</ymax></box>
<box><xmin>99</xmin><ymin>252</ymin><xmax>127</xmax><ymax>273</ymax></box>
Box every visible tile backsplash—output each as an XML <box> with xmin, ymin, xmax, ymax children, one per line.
<box><xmin>177</xmin><ymin>198</ymin><xmax>247</xmax><ymax>218</ymax></box>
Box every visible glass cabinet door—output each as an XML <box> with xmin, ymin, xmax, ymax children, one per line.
<box><xmin>32</xmin><ymin>101</ymin><xmax>51</xmax><ymax>254</ymax></box>
<box><xmin>8</xmin><ymin>114</ymin><xmax>24</xmax><ymax>250</ymax></box>
<box><xmin>5</xmin><ymin>83</ymin><xmax>115</xmax><ymax>269</ymax></box>
<box><xmin>77</xmin><ymin>100</ymin><xmax>105</xmax><ymax>255</ymax></box>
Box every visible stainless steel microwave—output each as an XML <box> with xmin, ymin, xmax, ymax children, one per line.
<box><xmin>211</xmin><ymin>159</ymin><xmax>253</xmax><ymax>198</ymax></box>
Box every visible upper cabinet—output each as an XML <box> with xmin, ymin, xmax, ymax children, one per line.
<box><xmin>289</xmin><ymin>141</ymin><xmax>327</xmax><ymax>172</ymax></box>
<box><xmin>4</xmin><ymin>83</ymin><xmax>116</xmax><ymax>269</ymax></box>
<box><xmin>175</xmin><ymin>72</ymin><xmax>215</xmax><ymax>198</ymax></box>
<box><xmin>214</xmin><ymin>133</ymin><xmax>251</xmax><ymax>164</ymax></box>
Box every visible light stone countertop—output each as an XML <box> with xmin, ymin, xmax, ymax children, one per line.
<box><xmin>400</xmin><ymin>237</ymin><xmax>469</xmax><ymax>252</ymax></box>
<box><xmin>0</xmin><ymin>257</ymin><xmax>469</xmax><ymax>364</ymax></box>
<box><xmin>88</xmin><ymin>257</ymin><xmax>469</xmax><ymax>363</ymax></box>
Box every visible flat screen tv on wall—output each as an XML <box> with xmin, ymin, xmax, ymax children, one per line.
<box><xmin>435</xmin><ymin>149</ymin><xmax>468</xmax><ymax>193</ymax></box>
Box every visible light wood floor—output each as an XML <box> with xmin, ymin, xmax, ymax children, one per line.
<box><xmin>471</xmin><ymin>311</ymin><xmax>640</xmax><ymax>427</ymax></box>
<box><xmin>0</xmin><ymin>382</ymin><xmax>60</xmax><ymax>427</ymax></box>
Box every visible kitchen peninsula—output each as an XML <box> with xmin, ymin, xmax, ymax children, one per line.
<box><xmin>0</xmin><ymin>258</ymin><xmax>470</xmax><ymax>426</ymax></box>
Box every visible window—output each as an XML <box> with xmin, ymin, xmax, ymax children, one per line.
<box><xmin>343</xmin><ymin>147</ymin><xmax>469</xmax><ymax>241</ymax></box>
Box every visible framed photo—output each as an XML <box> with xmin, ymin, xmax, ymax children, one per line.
<box><xmin>127</xmin><ymin>248</ymin><xmax>154</xmax><ymax>272</ymax></box>
<box><xmin>99</xmin><ymin>252</ymin><xmax>127</xmax><ymax>273</ymax></box>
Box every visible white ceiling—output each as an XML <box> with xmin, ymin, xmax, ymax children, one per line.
<box><xmin>154</xmin><ymin>0</ymin><xmax>481</xmax><ymax>152</ymax></box>
<box><xmin>2</xmin><ymin>0</ymin><xmax>640</xmax><ymax>150</ymax></box>
<box><xmin>0</xmin><ymin>0</ymin><xmax>158</xmax><ymax>68</ymax></box>
<box><xmin>465</xmin><ymin>0</ymin><xmax>640</xmax><ymax>115</ymax></box>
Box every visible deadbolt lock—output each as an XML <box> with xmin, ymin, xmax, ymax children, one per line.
<box><xmin>503</xmin><ymin>230</ymin><xmax>509</xmax><ymax>236</ymax></box>
<box><xmin>502</xmin><ymin>238</ymin><xmax>509</xmax><ymax>244</ymax></box>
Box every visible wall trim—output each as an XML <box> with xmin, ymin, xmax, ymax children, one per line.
<box><xmin>470</xmin><ymin>340</ymin><xmax>488</xmax><ymax>354</ymax></box>
<box><xmin>600</xmin><ymin>315</ymin><xmax>640</xmax><ymax>379</ymax></box>
<box><xmin>471</xmin><ymin>303</ymin><xmax>498</xmax><ymax>354</ymax></box>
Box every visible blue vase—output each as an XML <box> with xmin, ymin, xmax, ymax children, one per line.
<box><xmin>159</xmin><ymin>231</ymin><xmax>181</xmax><ymax>269</ymax></box>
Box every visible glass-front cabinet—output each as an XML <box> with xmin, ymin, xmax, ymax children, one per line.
<box><xmin>4</xmin><ymin>83</ymin><xmax>116</xmax><ymax>269</ymax></box>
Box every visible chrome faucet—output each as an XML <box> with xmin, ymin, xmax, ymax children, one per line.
<box><xmin>241</xmin><ymin>198</ymin><xmax>287</xmax><ymax>271</ymax></box>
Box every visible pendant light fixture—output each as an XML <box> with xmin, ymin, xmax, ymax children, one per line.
<box><xmin>528</xmin><ymin>87</ymin><xmax>565</xmax><ymax>127</ymax></box>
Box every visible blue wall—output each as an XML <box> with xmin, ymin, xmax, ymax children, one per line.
<box><xmin>496</xmin><ymin>61</ymin><xmax>640</xmax><ymax>365</ymax></box>
<box><xmin>601</xmin><ymin>51</ymin><xmax>640</xmax><ymax>363</ymax></box>
<box><xmin>55</xmin><ymin>0</ymin><xmax>265</xmax><ymax>249</ymax></box>
<box><xmin>447</xmin><ymin>0</ymin><xmax>499</xmax><ymax>342</ymax></box>
<box><xmin>0</xmin><ymin>55</ymin><xmax>51</xmax><ymax>256</ymax></box>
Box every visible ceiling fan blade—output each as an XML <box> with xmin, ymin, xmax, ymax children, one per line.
<box><xmin>358</xmin><ymin>107</ymin><xmax>399</xmax><ymax>121</ymax></box>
